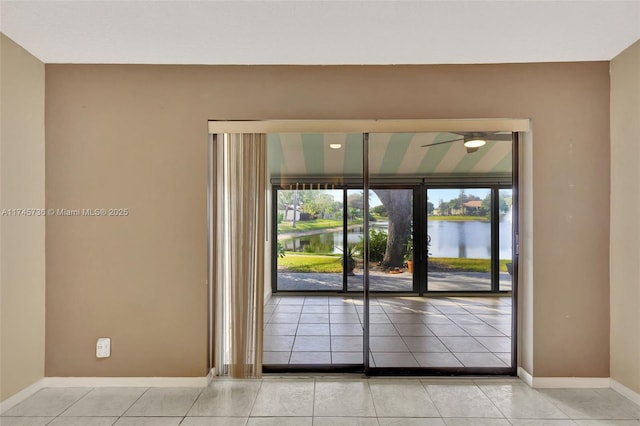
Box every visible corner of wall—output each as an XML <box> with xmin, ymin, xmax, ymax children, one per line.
<box><xmin>609</xmin><ymin>39</ymin><xmax>640</xmax><ymax>395</ymax></box>
<box><xmin>0</xmin><ymin>33</ymin><xmax>46</xmax><ymax>402</ymax></box>
<box><xmin>518</xmin><ymin>129</ymin><xmax>534</xmax><ymax>376</ymax></box>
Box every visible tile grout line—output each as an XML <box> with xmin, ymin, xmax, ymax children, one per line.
<box><xmin>182</xmin><ymin>384</ymin><xmax>206</xmax><ymax>420</ymax></box>
<box><xmin>247</xmin><ymin>378</ymin><xmax>264</xmax><ymax>419</ymax></box>
<box><xmin>53</xmin><ymin>387</ymin><xmax>94</xmax><ymax>419</ymax></box>
<box><xmin>120</xmin><ymin>386</ymin><xmax>152</xmax><ymax>418</ymax></box>
<box><xmin>419</xmin><ymin>377</ymin><xmax>444</xmax><ymax>419</ymax></box>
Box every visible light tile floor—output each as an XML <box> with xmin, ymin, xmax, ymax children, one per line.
<box><xmin>2</xmin><ymin>379</ymin><xmax>639</xmax><ymax>425</ymax></box>
<box><xmin>264</xmin><ymin>295</ymin><xmax>513</xmax><ymax>368</ymax></box>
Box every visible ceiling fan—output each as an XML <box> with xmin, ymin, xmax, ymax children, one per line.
<box><xmin>421</xmin><ymin>132</ymin><xmax>513</xmax><ymax>153</ymax></box>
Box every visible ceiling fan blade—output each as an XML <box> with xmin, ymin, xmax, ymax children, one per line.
<box><xmin>454</xmin><ymin>131</ymin><xmax>513</xmax><ymax>141</ymax></box>
<box><xmin>421</xmin><ymin>137</ymin><xmax>464</xmax><ymax>148</ymax></box>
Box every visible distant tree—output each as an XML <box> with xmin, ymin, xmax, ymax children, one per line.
<box><xmin>438</xmin><ymin>199</ymin><xmax>447</xmax><ymax>215</ymax></box>
<box><xmin>305</xmin><ymin>192</ymin><xmax>339</xmax><ymax>218</ymax></box>
<box><xmin>427</xmin><ymin>201</ymin><xmax>435</xmax><ymax>215</ymax></box>
<box><xmin>347</xmin><ymin>192</ymin><xmax>365</xmax><ymax>211</ymax></box>
<box><xmin>371</xmin><ymin>204</ymin><xmax>388</xmax><ymax>217</ymax></box>
<box><xmin>499</xmin><ymin>193</ymin><xmax>510</xmax><ymax>213</ymax></box>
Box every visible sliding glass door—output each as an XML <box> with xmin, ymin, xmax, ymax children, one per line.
<box><xmin>263</xmin><ymin>129</ymin><xmax>516</xmax><ymax>373</ymax></box>
<box><xmin>275</xmin><ymin>185</ymin><xmax>345</xmax><ymax>292</ymax></box>
<box><xmin>265</xmin><ymin>132</ymin><xmax>366</xmax><ymax>369</ymax></box>
<box><xmin>365</xmin><ymin>187</ymin><xmax>416</xmax><ymax>292</ymax></box>
<box><xmin>425</xmin><ymin>186</ymin><xmax>512</xmax><ymax>293</ymax></box>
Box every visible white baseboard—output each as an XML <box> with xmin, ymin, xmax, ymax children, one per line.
<box><xmin>0</xmin><ymin>378</ymin><xmax>45</xmax><ymax>414</ymax></box>
<box><xmin>611</xmin><ymin>378</ymin><xmax>640</xmax><ymax>406</ymax></box>
<box><xmin>517</xmin><ymin>367</ymin><xmax>533</xmax><ymax>386</ymax></box>
<box><xmin>43</xmin><ymin>376</ymin><xmax>210</xmax><ymax>388</ymax></box>
<box><xmin>516</xmin><ymin>369</ymin><xmax>612</xmax><ymax>390</ymax></box>
<box><xmin>532</xmin><ymin>377</ymin><xmax>610</xmax><ymax>388</ymax></box>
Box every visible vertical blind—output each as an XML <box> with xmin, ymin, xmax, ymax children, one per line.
<box><xmin>213</xmin><ymin>133</ymin><xmax>266</xmax><ymax>378</ymax></box>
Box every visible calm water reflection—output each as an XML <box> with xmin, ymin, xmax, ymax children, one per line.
<box><xmin>281</xmin><ymin>218</ymin><xmax>512</xmax><ymax>259</ymax></box>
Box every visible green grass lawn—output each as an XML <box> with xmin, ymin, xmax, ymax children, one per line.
<box><xmin>429</xmin><ymin>215</ymin><xmax>490</xmax><ymax>222</ymax></box>
<box><xmin>278</xmin><ymin>252</ymin><xmax>343</xmax><ymax>273</ymax></box>
<box><xmin>429</xmin><ymin>257</ymin><xmax>512</xmax><ymax>273</ymax></box>
<box><xmin>279</xmin><ymin>252</ymin><xmax>512</xmax><ymax>274</ymax></box>
<box><xmin>278</xmin><ymin>218</ymin><xmax>343</xmax><ymax>233</ymax></box>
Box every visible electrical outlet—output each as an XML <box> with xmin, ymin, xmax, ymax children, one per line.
<box><xmin>96</xmin><ymin>338</ymin><xmax>111</xmax><ymax>358</ymax></box>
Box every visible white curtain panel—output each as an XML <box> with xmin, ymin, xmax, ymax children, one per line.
<box><xmin>213</xmin><ymin>133</ymin><xmax>266</xmax><ymax>378</ymax></box>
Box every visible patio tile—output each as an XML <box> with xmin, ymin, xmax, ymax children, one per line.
<box><xmin>372</xmin><ymin>352</ymin><xmax>419</xmax><ymax>367</ymax></box>
<box><xmin>455</xmin><ymin>352</ymin><xmax>508</xmax><ymax>367</ymax></box>
<box><xmin>387</xmin><ymin>314</ymin><xmax>426</xmax><ymax>324</ymax></box>
<box><xmin>331</xmin><ymin>352</ymin><xmax>364</xmax><ymax>364</ymax></box>
<box><xmin>269</xmin><ymin>313</ymin><xmax>301</xmax><ymax>323</ymax></box>
<box><xmin>300</xmin><ymin>314</ymin><xmax>330</xmax><ymax>323</ymax></box>
<box><xmin>331</xmin><ymin>336</ymin><xmax>363</xmax><ymax>352</ymax></box>
<box><xmin>330</xmin><ymin>313</ymin><xmax>361</xmax><ymax>323</ymax></box>
<box><xmin>461</xmin><ymin>324</ymin><xmax>505</xmax><ymax>337</ymax></box>
<box><xmin>370</xmin><ymin>323</ymin><xmax>400</xmax><ymax>336</ymax></box>
<box><xmin>402</xmin><ymin>336</ymin><xmax>449</xmax><ymax>352</ymax></box>
<box><xmin>293</xmin><ymin>335</ymin><xmax>330</xmax><ymax>351</ymax></box>
<box><xmin>475</xmin><ymin>337</ymin><xmax>512</xmax><ymax>352</ymax></box>
<box><xmin>369</xmin><ymin>336</ymin><xmax>410</xmax><ymax>352</ymax></box>
<box><xmin>278</xmin><ymin>297</ymin><xmax>306</xmax><ymax>305</ymax></box>
<box><xmin>302</xmin><ymin>305</ymin><xmax>329</xmax><ymax>314</ymax></box>
<box><xmin>264</xmin><ymin>323</ymin><xmax>298</xmax><ymax>335</ymax></box>
<box><xmin>368</xmin><ymin>314</ymin><xmax>391</xmax><ymax>324</ymax></box>
<box><xmin>263</xmin><ymin>351</ymin><xmax>291</xmax><ymax>364</ymax></box>
<box><xmin>290</xmin><ymin>351</ymin><xmax>332</xmax><ymax>364</ymax></box>
<box><xmin>263</xmin><ymin>335</ymin><xmax>295</xmax><ymax>351</ymax></box>
<box><xmin>414</xmin><ymin>352</ymin><xmax>464</xmax><ymax>367</ymax></box>
<box><xmin>274</xmin><ymin>305</ymin><xmax>303</xmax><ymax>313</ymax></box>
<box><xmin>329</xmin><ymin>305</ymin><xmax>357</xmax><ymax>314</ymax></box>
<box><xmin>330</xmin><ymin>323</ymin><xmax>364</xmax><ymax>336</ymax></box>
<box><xmin>304</xmin><ymin>296</ymin><xmax>329</xmax><ymax>305</ymax></box>
<box><xmin>440</xmin><ymin>337</ymin><xmax>488</xmax><ymax>352</ymax></box>
<box><xmin>427</xmin><ymin>324</ymin><xmax>469</xmax><ymax>337</ymax></box>
<box><xmin>297</xmin><ymin>323</ymin><xmax>330</xmax><ymax>335</ymax></box>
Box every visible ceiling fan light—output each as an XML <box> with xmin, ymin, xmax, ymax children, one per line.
<box><xmin>463</xmin><ymin>138</ymin><xmax>486</xmax><ymax>149</ymax></box>
<box><xmin>329</xmin><ymin>143</ymin><xmax>342</xmax><ymax>149</ymax></box>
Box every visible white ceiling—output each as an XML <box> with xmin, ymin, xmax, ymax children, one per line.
<box><xmin>1</xmin><ymin>0</ymin><xmax>639</xmax><ymax>65</ymax></box>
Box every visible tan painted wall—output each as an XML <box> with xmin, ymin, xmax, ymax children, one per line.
<box><xmin>45</xmin><ymin>62</ymin><xmax>610</xmax><ymax>377</ymax></box>
<box><xmin>610</xmin><ymin>40</ymin><xmax>640</xmax><ymax>393</ymax></box>
<box><xmin>0</xmin><ymin>34</ymin><xmax>46</xmax><ymax>400</ymax></box>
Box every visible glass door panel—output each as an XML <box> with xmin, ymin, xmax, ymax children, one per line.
<box><xmin>275</xmin><ymin>185</ymin><xmax>344</xmax><ymax>291</ymax></box>
<box><xmin>499</xmin><ymin>188</ymin><xmax>514</xmax><ymax>292</ymax></box>
<box><xmin>427</xmin><ymin>188</ymin><xmax>493</xmax><ymax>291</ymax></box>
<box><xmin>345</xmin><ymin>189</ymin><xmax>365</xmax><ymax>291</ymax></box>
<box><xmin>265</xmin><ymin>132</ymin><xmax>364</xmax><ymax>369</ymax></box>
<box><xmin>365</xmin><ymin>188</ymin><xmax>414</xmax><ymax>292</ymax></box>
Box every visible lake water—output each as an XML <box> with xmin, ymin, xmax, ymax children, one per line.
<box><xmin>281</xmin><ymin>214</ymin><xmax>513</xmax><ymax>260</ymax></box>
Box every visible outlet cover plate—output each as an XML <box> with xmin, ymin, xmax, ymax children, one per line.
<box><xmin>96</xmin><ymin>338</ymin><xmax>111</xmax><ymax>358</ymax></box>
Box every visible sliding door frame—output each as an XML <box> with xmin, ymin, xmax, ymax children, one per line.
<box><xmin>209</xmin><ymin>119</ymin><xmax>528</xmax><ymax>376</ymax></box>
